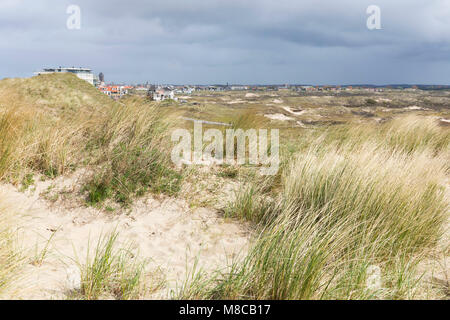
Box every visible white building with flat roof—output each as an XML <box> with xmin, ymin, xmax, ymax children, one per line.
<box><xmin>34</xmin><ymin>67</ymin><xmax>95</xmax><ymax>85</ymax></box>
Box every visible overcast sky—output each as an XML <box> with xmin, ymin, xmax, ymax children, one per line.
<box><xmin>1</xmin><ymin>0</ymin><xmax>449</xmax><ymax>84</ymax></box>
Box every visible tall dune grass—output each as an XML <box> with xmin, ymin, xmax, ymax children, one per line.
<box><xmin>316</xmin><ymin>115</ymin><xmax>450</xmax><ymax>156</ymax></box>
<box><xmin>1</xmin><ymin>74</ymin><xmax>448</xmax><ymax>299</ymax></box>
<box><xmin>0</xmin><ymin>74</ymin><xmax>181</xmax><ymax>204</ymax></box>
<box><xmin>181</xmin><ymin>117</ymin><xmax>449</xmax><ymax>299</ymax></box>
<box><xmin>83</xmin><ymin>98</ymin><xmax>181</xmax><ymax>205</ymax></box>
<box><xmin>78</xmin><ymin>231</ymin><xmax>147</xmax><ymax>300</ymax></box>
<box><xmin>0</xmin><ymin>76</ymin><xmax>98</xmax><ymax>182</ymax></box>
<box><xmin>0</xmin><ymin>75</ymin><xmax>180</xmax><ymax>297</ymax></box>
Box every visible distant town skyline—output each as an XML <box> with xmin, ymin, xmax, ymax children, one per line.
<box><xmin>1</xmin><ymin>0</ymin><xmax>449</xmax><ymax>85</ymax></box>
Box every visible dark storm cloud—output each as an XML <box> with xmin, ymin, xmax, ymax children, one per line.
<box><xmin>0</xmin><ymin>0</ymin><xmax>449</xmax><ymax>84</ymax></box>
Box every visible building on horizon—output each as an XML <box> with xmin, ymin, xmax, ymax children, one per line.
<box><xmin>34</xmin><ymin>67</ymin><xmax>96</xmax><ymax>85</ymax></box>
<box><xmin>98</xmin><ymin>85</ymin><xmax>132</xmax><ymax>100</ymax></box>
<box><xmin>148</xmin><ymin>85</ymin><xmax>176</xmax><ymax>101</ymax></box>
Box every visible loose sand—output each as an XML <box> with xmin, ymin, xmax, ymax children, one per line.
<box><xmin>0</xmin><ymin>171</ymin><xmax>250</xmax><ymax>299</ymax></box>
<box><xmin>282</xmin><ymin>106</ymin><xmax>306</xmax><ymax>116</ymax></box>
<box><xmin>227</xmin><ymin>99</ymin><xmax>245</xmax><ymax>104</ymax></box>
<box><xmin>264</xmin><ymin>113</ymin><xmax>294</xmax><ymax>121</ymax></box>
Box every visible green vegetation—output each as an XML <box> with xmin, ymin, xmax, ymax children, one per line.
<box><xmin>83</xmin><ymin>99</ymin><xmax>182</xmax><ymax>206</ymax></box>
<box><xmin>366</xmin><ymin>98</ymin><xmax>377</xmax><ymax>105</ymax></box>
<box><xmin>0</xmin><ymin>74</ymin><xmax>182</xmax><ymax>207</ymax></box>
<box><xmin>19</xmin><ymin>173</ymin><xmax>35</xmax><ymax>192</ymax></box>
<box><xmin>314</xmin><ymin>115</ymin><xmax>450</xmax><ymax>156</ymax></box>
<box><xmin>0</xmin><ymin>74</ymin><xmax>448</xmax><ymax>300</ymax></box>
<box><xmin>78</xmin><ymin>231</ymin><xmax>147</xmax><ymax>300</ymax></box>
<box><xmin>180</xmin><ymin>116</ymin><xmax>449</xmax><ymax>299</ymax></box>
<box><xmin>30</xmin><ymin>230</ymin><xmax>57</xmax><ymax>266</ymax></box>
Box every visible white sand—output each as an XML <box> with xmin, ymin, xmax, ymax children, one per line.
<box><xmin>376</xmin><ymin>98</ymin><xmax>392</xmax><ymax>103</ymax></box>
<box><xmin>296</xmin><ymin>121</ymin><xmax>307</xmax><ymax>128</ymax></box>
<box><xmin>0</xmin><ymin>172</ymin><xmax>250</xmax><ymax>299</ymax></box>
<box><xmin>264</xmin><ymin>113</ymin><xmax>294</xmax><ymax>121</ymax></box>
<box><xmin>282</xmin><ymin>106</ymin><xmax>306</xmax><ymax>116</ymax></box>
<box><xmin>405</xmin><ymin>105</ymin><xmax>422</xmax><ymax>110</ymax></box>
<box><xmin>227</xmin><ymin>99</ymin><xmax>245</xmax><ymax>104</ymax></box>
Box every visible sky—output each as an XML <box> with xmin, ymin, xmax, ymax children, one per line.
<box><xmin>0</xmin><ymin>0</ymin><xmax>449</xmax><ymax>85</ymax></box>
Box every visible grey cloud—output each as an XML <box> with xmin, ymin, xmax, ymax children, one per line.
<box><xmin>0</xmin><ymin>0</ymin><xmax>449</xmax><ymax>84</ymax></box>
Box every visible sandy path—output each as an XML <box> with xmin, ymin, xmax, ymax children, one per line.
<box><xmin>264</xmin><ymin>113</ymin><xmax>294</xmax><ymax>121</ymax></box>
<box><xmin>0</xmin><ymin>173</ymin><xmax>251</xmax><ymax>299</ymax></box>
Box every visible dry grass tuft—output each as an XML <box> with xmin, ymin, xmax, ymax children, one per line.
<box><xmin>0</xmin><ymin>74</ymin><xmax>181</xmax><ymax>205</ymax></box>
<box><xmin>77</xmin><ymin>231</ymin><xmax>147</xmax><ymax>300</ymax></box>
<box><xmin>181</xmin><ymin>117</ymin><xmax>449</xmax><ymax>299</ymax></box>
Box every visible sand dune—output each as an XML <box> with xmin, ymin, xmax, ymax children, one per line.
<box><xmin>0</xmin><ymin>172</ymin><xmax>250</xmax><ymax>299</ymax></box>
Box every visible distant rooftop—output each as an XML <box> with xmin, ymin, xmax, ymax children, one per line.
<box><xmin>41</xmin><ymin>67</ymin><xmax>92</xmax><ymax>73</ymax></box>
<box><xmin>34</xmin><ymin>67</ymin><xmax>95</xmax><ymax>85</ymax></box>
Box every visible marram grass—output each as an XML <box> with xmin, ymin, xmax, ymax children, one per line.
<box><xmin>0</xmin><ymin>74</ymin><xmax>182</xmax><ymax>204</ymax></box>
<box><xmin>180</xmin><ymin>119</ymin><xmax>449</xmax><ymax>300</ymax></box>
